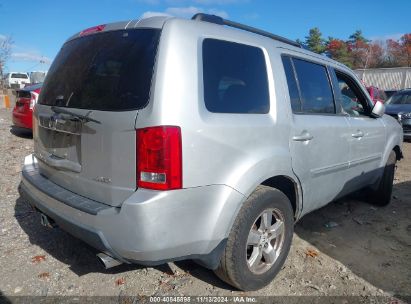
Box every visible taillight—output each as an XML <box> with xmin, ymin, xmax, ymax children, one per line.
<box><xmin>136</xmin><ymin>126</ymin><xmax>182</xmax><ymax>190</ymax></box>
<box><xmin>80</xmin><ymin>24</ymin><xmax>106</xmax><ymax>36</ymax></box>
<box><xmin>29</xmin><ymin>91</ymin><xmax>39</xmax><ymax>109</ymax></box>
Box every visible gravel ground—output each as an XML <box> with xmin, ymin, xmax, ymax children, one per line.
<box><xmin>0</xmin><ymin>107</ymin><xmax>410</xmax><ymax>302</ymax></box>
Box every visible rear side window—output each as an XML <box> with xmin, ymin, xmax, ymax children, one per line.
<box><xmin>292</xmin><ymin>58</ymin><xmax>335</xmax><ymax>114</ymax></box>
<box><xmin>281</xmin><ymin>56</ymin><xmax>301</xmax><ymax>112</ymax></box>
<box><xmin>202</xmin><ymin>39</ymin><xmax>269</xmax><ymax>114</ymax></box>
<box><xmin>39</xmin><ymin>29</ymin><xmax>161</xmax><ymax>111</ymax></box>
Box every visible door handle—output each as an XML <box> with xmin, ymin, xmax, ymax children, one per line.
<box><xmin>352</xmin><ymin>130</ymin><xmax>364</xmax><ymax>138</ymax></box>
<box><xmin>293</xmin><ymin>132</ymin><xmax>313</xmax><ymax>142</ymax></box>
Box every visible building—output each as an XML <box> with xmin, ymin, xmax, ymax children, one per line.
<box><xmin>355</xmin><ymin>67</ymin><xmax>411</xmax><ymax>90</ymax></box>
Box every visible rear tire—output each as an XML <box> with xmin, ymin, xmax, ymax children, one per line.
<box><xmin>214</xmin><ymin>186</ymin><xmax>294</xmax><ymax>291</ymax></box>
<box><xmin>367</xmin><ymin>151</ymin><xmax>396</xmax><ymax>206</ymax></box>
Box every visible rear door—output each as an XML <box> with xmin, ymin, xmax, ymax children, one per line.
<box><xmin>282</xmin><ymin>55</ymin><xmax>350</xmax><ymax>214</ymax></box>
<box><xmin>331</xmin><ymin>69</ymin><xmax>386</xmax><ymax>188</ymax></box>
<box><xmin>34</xmin><ymin>28</ymin><xmax>161</xmax><ymax>207</ymax></box>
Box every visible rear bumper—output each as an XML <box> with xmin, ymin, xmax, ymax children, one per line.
<box><xmin>20</xmin><ymin>155</ymin><xmax>244</xmax><ymax>269</ymax></box>
<box><xmin>12</xmin><ymin>110</ymin><xmax>32</xmax><ymax>130</ymax></box>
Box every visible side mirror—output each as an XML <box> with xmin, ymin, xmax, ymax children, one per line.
<box><xmin>371</xmin><ymin>100</ymin><xmax>385</xmax><ymax>118</ymax></box>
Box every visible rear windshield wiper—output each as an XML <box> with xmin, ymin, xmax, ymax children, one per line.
<box><xmin>51</xmin><ymin>106</ymin><xmax>101</xmax><ymax>124</ymax></box>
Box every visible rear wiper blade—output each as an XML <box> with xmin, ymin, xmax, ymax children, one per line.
<box><xmin>51</xmin><ymin>106</ymin><xmax>101</xmax><ymax>124</ymax></box>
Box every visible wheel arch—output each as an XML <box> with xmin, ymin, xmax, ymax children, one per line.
<box><xmin>260</xmin><ymin>175</ymin><xmax>302</xmax><ymax>221</ymax></box>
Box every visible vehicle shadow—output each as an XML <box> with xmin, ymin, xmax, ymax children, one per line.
<box><xmin>14</xmin><ymin>197</ymin><xmax>175</xmax><ymax>277</ymax></box>
<box><xmin>174</xmin><ymin>260</ymin><xmax>235</xmax><ymax>290</ymax></box>
<box><xmin>295</xmin><ymin>180</ymin><xmax>411</xmax><ymax>300</ymax></box>
<box><xmin>10</xmin><ymin>126</ymin><xmax>32</xmax><ymax>139</ymax></box>
<box><xmin>0</xmin><ymin>290</ymin><xmax>12</xmax><ymax>304</ymax></box>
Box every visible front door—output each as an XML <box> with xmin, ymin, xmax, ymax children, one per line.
<box><xmin>332</xmin><ymin>69</ymin><xmax>386</xmax><ymax>189</ymax></box>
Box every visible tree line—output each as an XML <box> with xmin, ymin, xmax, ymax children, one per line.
<box><xmin>297</xmin><ymin>28</ymin><xmax>411</xmax><ymax>69</ymax></box>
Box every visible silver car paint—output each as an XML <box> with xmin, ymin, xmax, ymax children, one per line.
<box><xmin>22</xmin><ymin>16</ymin><xmax>403</xmax><ymax>265</ymax></box>
<box><xmin>22</xmin><ymin>160</ymin><xmax>245</xmax><ymax>261</ymax></box>
<box><xmin>34</xmin><ymin>107</ymin><xmax>139</xmax><ymax>206</ymax></box>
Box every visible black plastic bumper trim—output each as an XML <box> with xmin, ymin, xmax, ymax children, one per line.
<box><xmin>22</xmin><ymin>166</ymin><xmax>112</xmax><ymax>215</ymax></box>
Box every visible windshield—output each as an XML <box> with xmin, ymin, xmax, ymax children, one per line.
<box><xmin>386</xmin><ymin>92</ymin><xmax>411</xmax><ymax>105</ymax></box>
<box><xmin>39</xmin><ymin>29</ymin><xmax>161</xmax><ymax>111</ymax></box>
<box><xmin>11</xmin><ymin>73</ymin><xmax>28</xmax><ymax>79</ymax></box>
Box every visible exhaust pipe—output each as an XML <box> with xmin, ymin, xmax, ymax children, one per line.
<box><xmin>40</xmin><ymin>213</ymin><xmax>57</xmax><ymax>228</ymax></box>
<box><xmin>97</xmin><ymin>253</ymin><xmax>123</xmax><ymax>269</ymax></box>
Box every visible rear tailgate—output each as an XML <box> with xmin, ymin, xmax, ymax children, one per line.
<box><xmin>33</xmin><ymin>28</ymin><xmax>161</xmax><ymax>207</ymax></box>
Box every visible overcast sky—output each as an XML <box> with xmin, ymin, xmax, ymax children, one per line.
<box><xmin>1</xmin><ymin>0</ymin><xmax>410</xmax><ymax>72</ymax></box>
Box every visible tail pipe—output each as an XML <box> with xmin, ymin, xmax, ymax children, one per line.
<box><xmin>96</xmin><ymin>253</ymin><xmax>123</xmax><ymax>269</ymax></box>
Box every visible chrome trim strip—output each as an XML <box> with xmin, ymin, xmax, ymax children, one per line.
<box><xmin>349</xmin><ymin>154</ymin><xmax>382</xmax><ymax>168</ymax></box>
<box><xmin>310</xmin><ymin>162</ymin><xmax>349</xmax><ymax>177</ymax></box>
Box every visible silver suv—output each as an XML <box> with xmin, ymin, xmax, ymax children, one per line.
<box><xmin>19</xmin><ymin>14</ymin><xmax>403</xmax><ymax>290</ymax></box>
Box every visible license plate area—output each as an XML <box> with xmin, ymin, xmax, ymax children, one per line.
<box><xmin>37</xmin><ymin>115</ymin><xmax>82</xmax><ymax>165</ymax></box>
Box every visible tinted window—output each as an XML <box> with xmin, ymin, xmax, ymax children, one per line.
<box><xmin>39</xmin><ymin>29</ymin><xmax>160</xmax><ymax>111</ymax></box>
<box><xmin>292</xmin><ymin>58</ymin><xmax>335</xmax><ymax>114</ymax></box>
<box><xmin>281</xmin><ymin>56</ymin><xmax>301</xmax><ymax>112</ymax></box>
<box><xmin>203</xmin><ymin>39</ymin><xmax>269</xmax><ymax>114</ymax></box>
<box><xmin>387</xmin><ymin>92</ymin><xmax>411</xmax><ymax>105</ymax></box>
<box><xmin>11</xmin><ymin>73</ymin><xmax>28</xmax><ymax>79</ymax></box>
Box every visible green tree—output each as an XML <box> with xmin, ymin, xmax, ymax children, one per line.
<box><xmin>347</xmin><ymin>30</ymin><xmax>370</xmax><ymax>69</ymax></box>
<box><xmin>304</xmin><ymin>27</ymin><xmax>326</xmax><ymax>54</ymax></box>
<box><xmin>348</xmin><ymin>30</ymin><xmax>369</xmax><ymax>44</ymax></box>
<box><xmin>325</xmin><ymin>38</ymin><xmax>353</xmax><ymax>68</ymax></box>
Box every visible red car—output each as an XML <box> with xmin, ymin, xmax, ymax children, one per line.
<box><xmin>12</xmin><ymin>83</ymin><xmax>42</xmax><ymax>130</ymax></box>
<box><xmin>367</xmin><ymin>86</ymin><xmax>387</xmax><ymax>104</ymax></box>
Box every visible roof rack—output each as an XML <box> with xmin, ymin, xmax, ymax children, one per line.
<box><xmin>192</xmin><ymin>13</ymin><xmax>301</xmax><ymax>48</ymax></box>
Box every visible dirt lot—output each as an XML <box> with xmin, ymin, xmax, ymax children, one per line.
<box><xmin>0</xmin><ymin>107</ymin><xmax>410</xmax><ymax>302</ymax></box>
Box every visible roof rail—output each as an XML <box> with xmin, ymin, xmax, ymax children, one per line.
<box><xmin>192</xmin><ymin>13</ymin><xmax>301</xmax><ymax>48</ymax></box>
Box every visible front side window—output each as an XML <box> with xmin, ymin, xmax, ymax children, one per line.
<box><xmin>335</xmin><ymin>71</ymin><xmax>369</xmax><ymax>116</ymax></box>
<box><xmin>202</xmin><ymin>39</ymin><xmax>269</xmax><ymax>114</ymax></box>
<box><xmin>292</xmin><ymin>58</ymin><xmax>335</xmax><ymax>114</ymax></box>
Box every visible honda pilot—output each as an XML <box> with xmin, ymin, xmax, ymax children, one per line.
<box><xmin>19</xmin><ymin>14</ymin><xmax>403</xmax><ymax>290</ymax></box>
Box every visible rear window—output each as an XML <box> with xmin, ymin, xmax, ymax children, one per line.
<box><xmin>39</xmin><ymin>29</ymin><xmax>161</xmax><ymax>111</ymax></box>
<box><xmin>202</xmin><ymin>39</ymin><xmax>269</xmax><ymax>114</ymax></box>
<box><xmin>11</xmin><ymin>73</ymin><xmax>28</xmax><ymax>79</ymax></box>
<box><xmin>18</xmin><ymin>91</ymin><xmax>31</xmax><ymax>99</ymax></box>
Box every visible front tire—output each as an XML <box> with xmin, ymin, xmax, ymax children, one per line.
<box><xmin>215</xmin><ymin>186</ymin><xmax>294</xmax><ymax>291</ymax></box>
